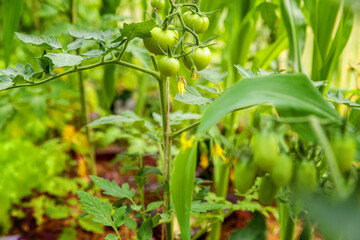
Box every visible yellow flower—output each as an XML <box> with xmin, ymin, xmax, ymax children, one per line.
<box><xmin>200</xmin><ymin>153</ymin><xmax>209</xmax><ymax>169</ymax></box>
<box><xmin>191</xmin><ymin>70</ymin><xmax>198</xmax><ymax>80</ymax></box>
<box><xmin>62</xmin><ymin>125</ymin><xmax>76</xmax><ymax>144</ymax></box>
<box><xmin>180</xmin><ymin>133</ymin><xmax>195</xmax><ymax>151</ymax></box>
<box><xmin>178</xmin><ymin>80</ymin><xmax>186</xmax><ymax>95</ymax></box>
<box><xmin>213</xmin><ymin>142</ymin><xmax>225</xmax><ymax>161</ymax></box>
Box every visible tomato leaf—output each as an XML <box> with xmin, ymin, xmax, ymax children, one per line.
<box><xmin>0</xmin><ymin>75</ymin><xmax>13</xmax><ymax>91</ymax></box>
<box><xmin>175</xmin><ymin>86</ymin><xmax>213</xmax><ymax>105</ymax></box>
<box><xmin>120</xmin><ymin>20</ymin><xmax>156</xmax><ymax>41</ymax></box>
<box><xmin>69</xmin><ymin>29</ymin><xmax>113</xmax><ymax>41</ymax></box>
<box><xmin>90</xmin><ymin>176</ymin><xmax>135</xmax><ymax>200</ymax></box>
<box><xmin>15</xmin><ymin>32</ymin><xmax>62</xmax><ymax>50</ymax></box>
<box><xmin>44</xmin><ymin>53</ymin><xmax>84</xmax><ymax>68</ymax></box>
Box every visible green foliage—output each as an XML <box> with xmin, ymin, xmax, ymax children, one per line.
<box><xmin>89</xmin><ymin>176</ymin><xmax>135</xmax><ymax>200</ymax></box>
<box><xmin>229</xmin><ymin>211</ymin><xmax>267</xmax><ymax>240</ymax></box>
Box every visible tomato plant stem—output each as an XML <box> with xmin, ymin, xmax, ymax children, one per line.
<box><xmin>278</xmin><ymin>199</ymin><xmax>296</xmax><ymax>240</ymax></box>
<box><xmin>159</xmin><ymin>75</ymin><xmax>173</xmax><ymax>240</ymax></box>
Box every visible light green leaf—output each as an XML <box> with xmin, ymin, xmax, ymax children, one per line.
<box><xmin>153</xmin><ymin>111</ymin><xmax>201</xmax><ymax>126</ymax></box>
<box><xmin>105</xmin><ymin>234</ymin><xmax>118</xmax><ymax>240</ymax></box>
<box><xmin>67</xmin><ymin>37</ymin><xmax>84</xmax><ymax>51</ymax></box>
<box><xmin>198</xmin><ymin>68</ymin><xmax>227</xmax><ymax>86</ymax></box>
<box><xmin>197</xmin><ymin>74</ymin><xmax>341</xmax><ymax>140</ymax></box>
<box><xmin>113</xmin><ymin>206</ymin><xmax>126</xmax><ymax>227</ymax></box>
<box><xmin>120</xmin><ymin>20</ymin><xmax>156</xmax><ymax>41</ymax></box>
<box><xmin>196</xmin><ymin>84</ymin><xmax>219</xmax><ymax>94</ymax></box>
<box><xmin>131</xmin><ymin>205</ymin><xmax>142</xmax><ymax>211</ymax></box>
<box><xmin>0</xmin><ymin>75</ymin><xmax>13</xmax><ymax>90</ymax></box>
<box><xmin>124</xmin><ymin>216</ymin><xmax>137</xmax><ymax>230</ymax></box>
<box><xmin>258</xmin><ymin>2</ymin><xmax>277</xmax><ymax>30</ymax></box>
<box><xmin>16</xmin><ymin>32</ymin><xmax>62</xmax><ymax>50</ymax></box>
<box><xmin>69</xmin><ymin>29</ymin><xmax>113</xmax><ymax>41</ymax></box>
<box><xmin>191</xmin><ymin>201</ymin><xmax>224</xmax><ymax>213</ymax></box>
<box><xmin>82</xmin><ymin>49</ymin><xmax>105</xmax><ymax>59</ymax></box>
<box><xmin>77</xmin><ymin>191</ymin><xmax>113</xmax><ymax>227</ymax></box>
<box><xmin>90</xmin><ymin>176</ymin><xmax>135</xmax><ymax>199</ymax></box>
<box><xmin>146</xmin><ymin>201</ymin><xmax>163</xmax><ymax>212</ymax></box>
<box><xmin>78</xmin><ymin>215</ymin><xmax>104</xmax><ymax>233</ymax></box>
<box><xmin>44</xmin><ymin>53</ymin><xmax>84</xmax><ymax>68</ymax></box>
<box><xmin>175</xmin><ymin>86</ymin><xmax>213</xmax><ymax>105</ymax></box>
<box><xmin>170</xmin><ymin>144</ymin><xmax>198</xmax><ymax>240</ymax></box>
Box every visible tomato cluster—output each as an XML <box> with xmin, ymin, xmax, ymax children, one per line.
<box><xmin>233</xmin><ymin>131</ymin><xmax>320</xmax><ymax>205</ymax></box>
<box><xmin>143</xmin><ymin>2</ymin><xmax>212</xmax><ymax>77</ymax></box>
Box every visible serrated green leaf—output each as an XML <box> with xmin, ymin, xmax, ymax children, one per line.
<box><xmin>137</xmin><ymin>217</ymin><xmax>153</xmax><ymax>240</ymax></box>
<box><xmin>69</xmin><ymin>29</ymin><xmax>113</xmax><ymax>41</ymax></box>
<box><xmin>77</xmin><ymin>191</ymin><xmax>113</xmax><ymax>227</ymax></box>
<box><xmin>191</xmin><ymin>201</ymin><xmax>224</xmax><ymax>213</ymax></box>
<box><xmin>105</xmin><ymin>234</ymin><xmax>118</xmax><ymax>240</ymax></box>
<box><xmin>131</xmin><ymin>205</ymin><xmax>142</xmax><ymax>211</ymax></box>
<box><xmin>1</xmin><ymin>63</ymin><xmax>36</xmax><ymax>81</ymax></box>
<box><xmin>175</xmin><ymin>86</ymin><xmax>213</xmax><ymax>105</ymax></box>
<box><xmin>78</xmin><ymin>215</ymin><xmax>104</xmax><ymax>233</ymax></box>
<box><xmin>113</xmin><ymin>206</ymin><xmax>126</xmax><ymax>227</ymax></box>
<box><xmin>196</xmin><ymin>84</ymin><xmax>219</xmax><ymax>94</ymax></box>
<box><xmin>67</xmin><ymin>37</ymin><xmax>84</xmax><ymax>51</ymax></box>
<box><xmin>146</xmin><ymin>201</ymin><xmax>163</xmax><ymax>212</ymax></box>
<box><xmin>235</xmin><ymin>65</ymin><xmax>257</xmax><ymax>78</ymax></box>
<box><xmin>198</xmin><ymin>69</ymin><xmax>227</xmax><ymax>86</ymax></box>
<box><xmin>327</xmin><ymin>91</ymin><xmax>360</xmax><ymax>109</ymax></box>
<box><xmin>90</xmin><ymin>176</ymin><xmax>135</xmax><ymax>199</ymax></box>
<box><xmin>0</xmin><ymin>75</ymin><xmax>13</xmax><ymax>90</ymax></box>
<box><xmin>44</xmin><ymin>53</ymin><xmax>84</xmax><ymax>68</ymax></box>
<box><xmin>153</xmin><ymin>111</ymin><xmax>201</xmax><ymax>126</ymax></box>
<box><xmin>16</xmin><ymin>32</ymin><xmax>62</xmax><ymax>50</ymax></box>
<box><xmin>124</xmin><ymin>216</ymin><xmax>137</xmax><ymax>230</ymax></box>
<box><xmin>120</xmin><ymin>20</ymin><xmax>156</xmax><ymax>41</ymax></box>
<box><xmin>82</xmin><ymin>49</ymin><xmax>105</xmax><ymax>59</ymax></box>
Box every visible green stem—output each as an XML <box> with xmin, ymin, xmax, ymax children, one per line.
<box><xmin>170</xmin><ymin>121</ymin><xmax>200</xmax><ymax>140</ymax></box>
<box><xmin>139</xmin><ymin>156</ymin><xmax>146</xmax><ymax>212</ymax></box>
<box><xmin>158</xmin><ymin>75</ymin><xmax>173</xmax><ymax>240</ymax></box>
<box><xmin>112</xmin><ymin>225</ymin><xmax>121</xmax><ymax>240</ymax></box>
<box><xmin>4</xmin><ymin>59</ymin><xmax>160</xmax><ymax>92</ymax></box>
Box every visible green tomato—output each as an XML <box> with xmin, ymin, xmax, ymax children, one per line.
<box><xmin>150</xmin><ymin>0</ymin><xmax>165</xmax><ymax>10</ymax></box>
<box><xmin>233</xmin><ymin>160</ymin><xmax>257</xmax><ymax>194</ymax></box>
<box><xmin>183</xmin><ymin>47</ymin><xmax>211</xmax><ymax>71</ymax></box>
<box><xmin>258</xmin><ymin>175</ymin><xmax>279</xmax><ymax>205</ymax></box>
<box><xmin>158</xmin><ymin>56</ymin><xmax>180</xmax><ymax>76</ymax></box>
<box><xmin>183</xmin><ymin>11</ymin><xmax>209</xmax><ymax>34</ymax></box>
<box><xmin>331</xmin><ymin>136</ymin><xmax>356</xmax><ymax>173</ymax></box>
<box><xmin>143</xmin><ymin>26</ymin><xmax>178</xmax><ymax>55</ymax></box>
<box><xmin>293</xmin><ymin>161</ymin><xmax>317</xmax><ymax>193</ymax></box>
<box><xmin>252</xmin><ymin>132</ymin><xmax>279</xmax><ymax>171</ymax></box>
<box><xmin>271</xmin><ymin>155</ymin><xmax>293</xmax><ymax>187</ymax></box>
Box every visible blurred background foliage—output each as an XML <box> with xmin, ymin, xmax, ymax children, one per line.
<box><xmin>0</xmin><ymin>0</ymin><xmax>360</xmax><ymax>238</ymax></box>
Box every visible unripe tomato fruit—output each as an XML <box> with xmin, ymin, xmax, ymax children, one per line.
<box><xmin>331</xmin><ymin>136</ymin><xmax>356</xmax><ymax>173</ymax></box>
<box><xmin>183</xmin><ymin>11</ymin><xmax>209</xmax><ymax>34</ymax></box>
<box><xmin>293</xmin><ymin>161</ymin><xmax>317</xmax><ymax>193</ymax></box>
<box><xmin>252</xmin><ymin>132</ymin><xmax>279</xmax><ymax>171</ymax></box>
<box><xmin>143</xmin><ymin>26</ymin><xmax>178</xmax><ymax>55</ymax></box>
<box><xmin>258</xmin><ymin>175</ymin><xmax>279</xmax><ymax>205</ymax></box>
<box><xmin>271</xmin><ymin>155</ymin><xmax>293</xmax><ymax>187</ymax></box>
<box><xmin>150</xmin><ymin>0</ymin><xmax>165</xmax><ymax>10</ymax></box>
<box><xmin>158</xmin><ymin>56</ymin><xmax>180</xmax><ymax>76</ymax></box>
<box><xmin>183</xmin><ymin>47</ymin><xmax>211</xmax><ymax>71</ymax></box>
<box><xmin>233</xmin><ymin>160</ymin><xmax>257</xmax><ymax>194</ymax></box>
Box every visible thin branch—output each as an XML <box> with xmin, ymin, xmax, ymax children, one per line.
<box><xmin>170</xmin><ymin>121</ymin><xmax>200</xmax><ymax>140</ymax></box>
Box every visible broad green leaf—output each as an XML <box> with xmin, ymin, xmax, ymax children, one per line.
<box><xmin>120</xmin><ymin>20</ymin><xmax>156</xmax><ymax>41</ymax></box>
<box><xmin>105</xmin><ymin>234</ymin><xmax>118</xmax><ymax>240</ymax></box>
<box><xmin>44</xmin><ymin>53</ymin><xmax>84</xmax><ymax>68</ymax></box>
<box><xmin>90</xmin><ymin>176</ymin><xmax>135</xmax><ymax>199</ymax></box>
<box><xmin>69</xmin><ymin>29</ymin><xmax>113</xmax><ymax>41</ymax></box>
<box><xmin>146</xmin><ymin>201</ymin><xmax>163</xmax><ymax>212</ymax></box>
<box><xmin>0</xmin><ymin>75</ymin><xmax>13</xmax><ymax>91</ymax></box>
<box><xmin>196</xmin><ymin>74</ymin><xmax>341</xmax><ymax>140</ymax></box>
<box><xmin>131</xmin><ymin>205</ymin><xmax>142</xmax><ymax>211</ymax></box>
<box><xmin>280</xmin><ymin>0</ymin><xmax>306</xmax><ymax>72</ymax></box>
<box><xmin>196</xmin><ymin>84</ymin><xmax>219</xmax><ymax>94</ymax></box>
<box><xmin>327</xmin><ymin>92</ymin><xmax>360</xmax><ymax>109</ymax></box>
<box><xmin>78</xmin><ymin>215</ymin><xmax>105</xmax><ymax>233</ymax></box>
<box><xmin>175</xmin><ymin>86</ymin><xmax>213</xmax><ymax>105</ymax></box>
<box><xmin>66</xmin><ymin>38</ymin><xmax>84</xmax><ymax>51</ymax></box>
<box><xmin>229</xmin><ymin>211</ymin><xmax>266</xmax><ymax>240</ymax></box>
<box><xmin>3</xmin><ymin>0</ymin><xmax>24</xmax><ymax>66</ymax></box>
<box><xmin>137</xmin><ymin>217</ymin><xmax>153</xmax><ymax>240</ymax></box>
<box><xmin>35</xmin><ymin>56</ymin><xmax>54</xmax><ymax>75</ymax></box>
<box><xmin>170</xmin><ymin>144</ymin><xmax>198</xmax><ymax>240</ymax></box>
<box><xmin>1</xmin><ymin>64</ymin><xmax>36</xmax><ymax>81</ymax></box>
<box><xmin>235</xmin><ymin>65</ymin><xmax>257</xmax><ymax>78</ymax></box>
<box><xmin>77</xmin><ymin>191</ymin><xmax>113</xmax><ymax>227</ymax></box>
<box><xmin>15</xmin><ymin>32</ymin><xmax>62</xmax><ymax>50</ymax></box>
<box><xmin>191</xmin><ymin>201</ymin><xmax>224</xmax><ymax>213</ymax></box>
